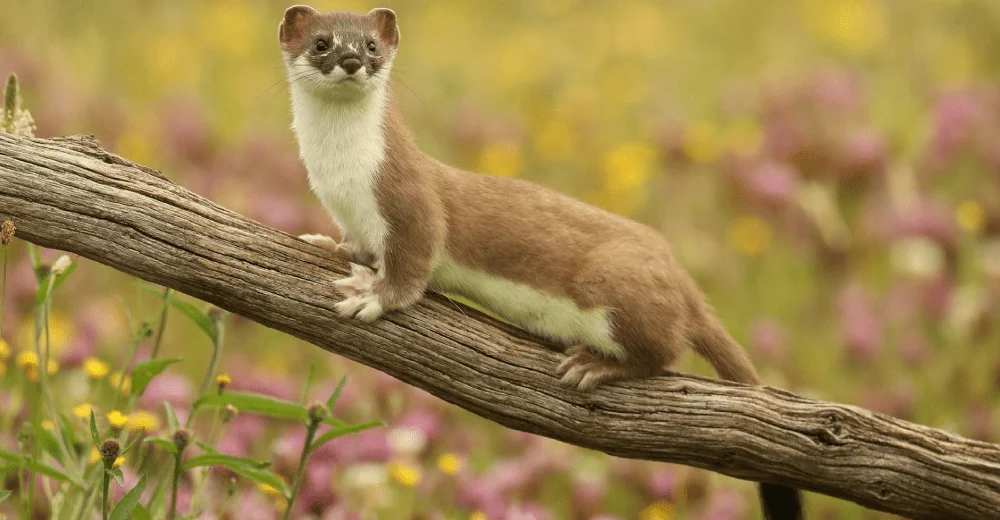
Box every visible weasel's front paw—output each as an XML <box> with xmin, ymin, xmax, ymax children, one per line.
<box><xmin>333</xmin><ymin>264</ymin><xmax>379</xmax><ymax>298</ymax></box>
<box><xmin>334</xmin><ymin>264</ymin><xmax>385</xmax><ymax>322</ymax></box>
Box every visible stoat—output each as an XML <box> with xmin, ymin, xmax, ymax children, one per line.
<box><xmin>279</xmin><ymin>7</ymin><xmax>802</xmax><ymax>519</ymax></box>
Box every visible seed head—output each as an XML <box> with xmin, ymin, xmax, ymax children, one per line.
<box><xmin>100</xmin><ymin>438</ymin><xmax>121</xmax><ymax>468</ymax></box>
<box><xmin>172</xmin><ymin>429</ymin><xmax>192</xmax><ymax>451</ymax></box>
<box><xmin>0</xmin><ymin>220</ymin><xmax>14</xmax><ymax>245</ymax></box>
<box><xmin>307</xmin><ymin>403</ymin><xmax>327</xmax><ymax>424</ymax></box>
<box><xmin>222</xmin><ymin>404</ymin><xmax>238</xmax><ymax>423</ymax></box>
<box><xmin>50</xmin><ymin>255</ymin><xmax>72</xmax><ymax>276</ymax></box>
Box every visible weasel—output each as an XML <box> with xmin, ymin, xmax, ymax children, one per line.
<box><xmin>279</xmin><ymin>6</ymin><xmax>802</xmax><ymax>519</ymax></box>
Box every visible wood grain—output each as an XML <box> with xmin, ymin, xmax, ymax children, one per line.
<box><xmin>1</xmin><ymin>133</ymin><xmax>998</xmax><ymax>519</ymax></box>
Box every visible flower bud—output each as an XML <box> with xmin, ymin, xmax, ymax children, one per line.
<box><xmin>172</xmin><ymin>429</ymin><xmax>192</xmax><ymax>451</ymax></box>
<box><xmin>101</xmin><ymin>439</ymin><xmax>121</xmax><ymax>468</ymax></box>
<box><xmin>307</xmin><ymin>403</ymin><xmax>327</xmax><ymax>425</ymax></box>
<box><xmin>0</xmin><ymin>220</ymin><xmax>14</xmax><ymax>245</ymax></box>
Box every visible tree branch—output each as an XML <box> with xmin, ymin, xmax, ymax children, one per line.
<box><xmin>1</xmin><ymin>133</ymin><xmax>998</xmax><ymax>519</ymax></box>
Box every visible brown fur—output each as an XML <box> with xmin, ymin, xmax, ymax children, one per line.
<box><xmin>281</xmin><ymin>8</ymin><xmax>803</xmax><ymax>518</ymax></box>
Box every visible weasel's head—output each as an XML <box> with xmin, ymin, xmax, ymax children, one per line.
<box><xmin>279</xmin><ymin>5</ymin><xmax>399</xmax><ymax>99</ymax></box>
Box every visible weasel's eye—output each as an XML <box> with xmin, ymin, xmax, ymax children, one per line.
<box><xmin>366</xmin><ymin>41</ymin><xmax>378</xmax><ymax>53</ymax></box>
<box><xmin>314</xmin><ymin>39</ymin><xmax>329</xmax><ymax>52</ymax></box>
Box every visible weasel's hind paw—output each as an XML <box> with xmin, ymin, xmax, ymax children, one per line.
<box><xmin>333</xmin><ymin>264</ymin><xmax>378</xmax><ymax>298</ymax></box>
<box><xmin>556</xmin><ymin>346</ymin><xmax>641</xmax><ymax>391</ymax></box>
<box><xmin>299</xmin><ymin>233</ymin><xmax>340</xmax><ymax>252</ymax></box>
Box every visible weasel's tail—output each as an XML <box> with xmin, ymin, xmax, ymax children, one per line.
<box><xmin>692</xmin><ymin>319</ymin><xmax>805</xmax><ymax>520</ymax></box>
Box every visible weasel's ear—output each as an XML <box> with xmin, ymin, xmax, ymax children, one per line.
<box><xmin>279</xmin><ymin>5</ymin><xmax>318</xmax><ymax>50</ymax></box>
<box><xmin>369</xmin><ymin>8</ymin><xmax>400</xmax><ymax>47</ymax></box>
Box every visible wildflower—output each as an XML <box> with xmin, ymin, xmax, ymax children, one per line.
<box><xmin>50</xmin><ymin>255</ymin><xmax>72</xmax><ymax>276</ymax></box>
<box><xmin>437</xmin><ymin>453</ymin><xmax>463</xmax><ymax>475</ymax></box>
<box><xmin>683</xmin><ymin>121</ymin><xmax>720</xmax><ymax>164</ymax></box>
<box><xmin>0</xmin><ymin>363</ymin><xmax>6</xmax><ymax>377</ymax></box>
<box><xmin>388</xmin><ymin>461</ymin><xmax>421</xmax><ymax>488</ymax></box>
<box><xmin>72</xmin><ymin>403</ymin><xmax>93</xmax><ymax>420</ymax></box>
<box><xmin>956</xmin><ymin>200</ymin><xmax>984</xmax><ymax>233</ymax></box>
<box><xmin>222</xmin><ymin>404</ymin><xmax>238</xmax><ymax>423</ymax></box>
<box><xmin>107</xmin><ymin>410</ymin><xmax>129</xmax><ymax>431</ymax></box>
<box><xmin>113</xmin><ymin>456</ymin><xmax>125</xmax><ymax>469</ymax></box>
<box><xmin>602</xmin><ymin>142</ymin><xmax>657</xmax><ymax>192</ymax></box>
<box><xmin>469</xmin><ymin>512</ymin><xmax>488</xmax><ymax>520</ymax></box>
<box><xmin>109</xmin><ymin>370</ymin><xmax>131</xmax><ymax>393</ymax></box>
<box><xmin>41</xmin><ymin>420</ymin><xmax>55</xmax><ymax>431</ymax></box>
<box><xmin>728</xmin><ymin>217</ymin><xmax>772</xmax><ymax>258</ymax></box>
<box><xmin>216</xmin><ymin>373</ymin><xmax>231</xmax><ymax>392</ymax></box>
<box><xmin>0</xmin><ymin>338</ymin><xmax>10</xmax><ymax>359</ymax></box>
<box><xmin>83</xmin><ymin>357</ymin><xmax>110</xmax><ymax>380</ymax></box>
<box><xmin>88</xmin><ymin>448</ymin><xmax>101</xmax><ymax>465</ymax></box>
<box><xmin>257</xmin><ymin>482</ymin><xmax>283</xmax><ymax>498</ymax></box>
<box><xmin>388</xmin><ymin>427</ymin><xmax>427</xmax><ymax>455</ymax></box>
<box><xmin>1</xmin><ymin>74</ymin><xmax>36</xmax><ymax>137</ymax></box>
<box><xmin>127</xmin><ymin>411</ymin><xmax>160</xmax><ymax>433</ymax></box>
<box><xmin>47</xmin><ymin>359</ymin><xmax>59</xmax><ymax>375</ymax></box>
<box><xmin>16</xmin><ymin>351</ymin><xmax>38</xmax><ymax>370</ymax></box>
<box><xmin>0</xmin><ymin>220</ymin><xmax>14</xmax><ymax>245</ymax></box>
<box><xmin>639</xmin><ymin>500</ymin><xmax>675</xmax><ymax>520</ymax></box>
<box><xmin>26</xmin><ymin>367</ymin><xmax>39</xmax><ymax>383</ymax></box>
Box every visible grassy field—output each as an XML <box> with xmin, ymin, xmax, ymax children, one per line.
<box><xmin>1</xmin><ymin>1</ymin><xmax>999</xmax><ymax>519</ymax></box>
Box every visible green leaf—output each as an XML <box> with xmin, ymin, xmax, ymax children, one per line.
<box><xmin>183</xmin><ymin>454</ymin><xmax>287</xmax><ymax>498</ymax></box>
<box><xmin>325</xmin><ymin>374</ymin><xmax>348</xmax><ymax>412</ymax></box>
<box><xmin>109</xmin><ymin>467</ymin><xmax>125</xmax><ymax>487</ymax></box>
<box><xmin>58</xmin><ymin>413</ymin><xmax>78</xmax><ymax>455</ymax></box>
<box><xmin>122</xmin><ymin>432</ymin><xmax>142</xmax><ymax>456</ymax></box>
<box><xmin>130</xmin><ymin>357</ymin><xmax>183</xmax><ymax>397</ymax></box>
<box><xmin>164</xmin><ymin>402</ymin><xmax>179</xmax><ymax>432</ymax></box>
<box><xmin>184</xmin><ymin>453</ymin><xmax>270</xmax><ymax>471</ymax></box>
<box><xmin>25</xmin><ymin>457</ymin><xmax>84</xmax><ymax>488</ymax></box>
<box><xmin>143</xmin><ymin>437</ymin><xmax>177</xmax><ymax>455</ymax></box>
<box><xmin>310</xmin><ymin>421</ymin><xmax>384</xmax><ymax>451</ymax></box>
<box><xmin>193</xmin><ymin>392</ymin><xmax>309</xmax><ymax>422</ymax></box>
<box><xmin>89</xmin><ymin>410</ymin><xmax>101</xmax><ymax>449</ymax></box>
<box><xmin>0</xmin><ymin>447</ymin><xmax>16</xmax><ymax>464</ymax></box>
<box><xmin>300</xmin><ymin>363</ymin><xmax>318</xmax><ymax>404</ymax></box>
<box><xmin>110</xmin><ymin>474</ymin><xmax>147</xmax><ymax>520</ymax></box>
<box><xmin>194</xmin><ymin>441</ymin><xmax>219</xmax><ymax>454</ymax></box>
<box><xmin>36</xmin><ymin>425</ymin><xmax>65</xmax><ymax>465</ymax></box>
<box><xmin>140</xmin><ymin>286</ymin><xmax>217</xmax><ymax>344</ymax></box>
<box><xmin>132</xmin><ymin>504</ymin><xmax>153</xmax><ymax>520</ymax></box>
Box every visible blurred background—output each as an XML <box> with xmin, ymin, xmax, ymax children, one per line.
<box><xmin>2</xmin><ymin>0</ymin><xmax>1000</xmax><ymax>518</ymax></box>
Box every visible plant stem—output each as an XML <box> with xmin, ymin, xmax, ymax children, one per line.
<box><xmin>167</xmin><ymin>449</ymin><xmax>183</xmax><ymax>520</ymax></box>
<box><xmin>150</xmin><ymin>288</ymin><xmax>172</xmax><ymax>360</ymax></box>
<box><xmin>282</xmin><ymin>423</ymin><xmax>319</xmax><ymax>520</ymax></box>
<box><xmin>197</xmin><ymin>313</ymin><xmax>227</xmax><ymax>397</ymax></box>
<box><xmin>1</xmin><ymin>244</ymin><xmax>8</xmax><ymax>338</ymax></box>
<box><xmin>101</xmin><ymin>469</ymin><xmax>111</xmax><ymax>520</ymax></box>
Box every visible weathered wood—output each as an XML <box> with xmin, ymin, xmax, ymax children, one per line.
<box><xmin>1</xmin><ymin>133</ymin><xmax>998</xmax><ymax>520</ymax></box>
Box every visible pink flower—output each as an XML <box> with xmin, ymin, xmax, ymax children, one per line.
<box><xmin>159</xmin><ymin>96</ymin><xmax>213</xmax><ymax>166</ymax></box>
<box><xmin>457</xmin><ymin>476</ymin><xmax>507</xmax><ymax>519</ymax></box>
<box><xmin>139</xmin><ymin>372</ymin><xmax>193</xmax><ymax>408</ymax></box>
<box><xmin>572</xmin><ymin>478</ymin><xmax>605</xmax><ymax>512</ymax></box>
<box><xmin>836</xmin><ymin>282</ymin><xmax>884</xmax><ymax>363</ymax></box>
<box><xmin>321</xmin><ymin>505</ymin><xmax>363</xmax><ymax>520</ymax></box>
<box><xmin>838</xmin><ymin>128</ymin><xmax>888</xmax><ymax>186</ymax></box>
<box><xmin>897</xmin><ymin>330</ymin><xmax>929</xmax><ymax>366</ymax></box>
<box><xmin>860</xmin><ymin>383</ymin><xmax>915</xmax><ymax>420</ymax></box>
<box><xmin>396</xmin><ymin>409</ymin><xmax>443</xmax><ymax>441</ymax></box>
<box><xmin>505</xmin><ymin>503</ymin><xmax>551</xmax><ymax>520</ymax></box>
<box><xmin>698</xmin><ymin>489</ymin><xmax>747</xmax><ymax>520</ymax></box>
<box><xmin>231</xmin><ymin>491</ymin><xmax>280</xmax><ymax>520</ymax></box>
<box><xmin>809</xmin><ymin>69</ymin><xmax>863</xmax><ymax>113</ymax></box>
<box><xmin>296</xmin><ymin>463</ymin><xmax>338</xmax><ymax>515</ymax></box>
<box><xmin>749</xmin><ymin>318</ymin><xmax>788</xmax><ymax>362</ymax></box>
<box><xmin>740</xmin><ymin>161</ymin><xmax>800</xmax><ymax>209</ymax></box>
<box><xmin>247</xmin><ymin>193</ymin><xmax>306</xmax><ymax>232</ymax></box>
<box><xmin>647</xmin><ymin>467</ymin><xmax>678</xmax><ymax>500</ymax></box>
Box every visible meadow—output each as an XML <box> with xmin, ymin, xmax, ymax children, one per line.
<box><xmin>1</xmin><ymin>0</ymin><xmax>999</xmax><ymax>519</ymax></box>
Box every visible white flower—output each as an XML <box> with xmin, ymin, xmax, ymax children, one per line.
<box><xmin>50</xmin><ymin>255</ymin><xmax>73</xmax><ymax>276</ymax></box>
<box><xmin>387</xmin><ymin>427</ymin><xmax>427</xmax><ymax>455</ymax></box>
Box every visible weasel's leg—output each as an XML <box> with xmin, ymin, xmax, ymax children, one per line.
<box><xmin>556</xmin><ymin>346</ymin><xmax>663</xmax><ymax>391</ymax></box>
<box><xmin>299</xmin><ymin>233</ymin><xmax>377</xmax><ymax>267</ymax></box>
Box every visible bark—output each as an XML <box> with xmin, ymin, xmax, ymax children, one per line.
<box><xmin>1</xmin><ymin>133</ymin><xmax>998</xmax><ymax>519</ymax></box>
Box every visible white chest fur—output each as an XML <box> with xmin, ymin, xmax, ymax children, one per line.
<box><xmin>289</xmin><ymin>82</ymin><xmax>391</xmax><ymax>259</ymax></box>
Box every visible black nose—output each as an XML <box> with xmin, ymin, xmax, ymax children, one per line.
<box><xmin>340</xmin><ymin>57</ymin><xmax>362</xmax><ymax>75</ymax></box>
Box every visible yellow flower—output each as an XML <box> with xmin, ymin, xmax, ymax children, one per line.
<box><xmin>729</xmin><ymin>217</ymin><xmax>772</xmax><ymax>258</ymax></box>
<box><xmin>73</xmin><ymin>403</ymin><xmax>93</xmax><ymax>420</ymax></box>
<box><xmin>41</xmin><ymin>420</ymin><xmax>55</xmax><ymax>431</ymax></box>
<box><xmin>127</xmin><ymin>411</ymin><xmax>161</xmax><ymax>433</ymax></box>
<box><xmin>469</xmin><ymin>512</ymin><xmax>488</xmax><ymax>520</ymax></box>
<box><xmin>17</xmin><ymin>312</ymin><xmax>75</xmax><ymax>358</ymax></box>
<box><xmin>639</xmin><ymin>500</ymin><xmax>675</xmax><ymax>520</ymax></box>
<box><xmin>602</xmin><ymin>142</ymin><xmax>658</xmax><ymax>192</ymax></box>
<box><xmin>47</xmin><ymin>359</ymin><xmax>59</xmax><ymax>376</ymax></box>
<box><xmin>388</xmin><ymin>461</ymin><xmax>421</xmax><ymax>488</ymax></box>
<box><xmin>107</xmin><ymin>411</ymin><xmax>129</xmax><ymax>430</ymax></box>
<box><xmin>0</xmin><ymin>362</ymin><xmax>6</xmax><ymax>377</ymax></box>
<box><xmin>26</xmin><ymin>367</ymin><xmax>39</xmax><ymax>383</ymax></box>
<box><xmin>802</xmin><ymin>0</ymin><xmax>886</xmax><ymax>53</ymax></box>
<box><xmin>216</xmin><ymin>373</ymin><xmax>232</xmax><ymax>387</ymax></box>
<box><xmin>476</xmin><ymin>142</ymin><xmax>523</xmax><ymax>178</ymax></box>
<box><xmin>533</xmin><ymin>121</ymin><xmax>576</xmax><ymax>161</ymax></box>
<box><xmin>109</xmin><ymin>371</ymin><xmax>131</xmax><ymax>394</ymax></box>
<box><xmin>436</xmin><ymin>453</ymin><xmax>463</xmax><ymax>475</ymax></box>
<box><xmin>257</xmin><ymin>482</ymin><xmax>283</xmax><ymax>498</ymax></box>
<box><xmin>83</xmin><ymin>357</ymin><xmax>110</xmax><ymax>380</ymax></box>
<box><xmin>16</xmin><ymin>351</ymin><xmax>38</xmax><ymax>370</ymax></box>
<box><xmin>88</xmin><ymin>448</ymin><xmax>100</xmax><ymax>465</ymax></box>
<box><xmin>0</xmin><ymin>338</ymin><xmax>10</xmax><ymax>360</ymax></box>
<box><xmin>113</xmin><ymin>456</ymin><xmax>125</xmax><ymax>469</ymax></box>
<box><xmin>956</xmin><ymin>200</ymin><xmax>984</xmax><ymax>233</ymax></box>
<box><xmin>683</xmin><ymin>121</ymin><xmax>721</xmax><ymax>164</ymax></box>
